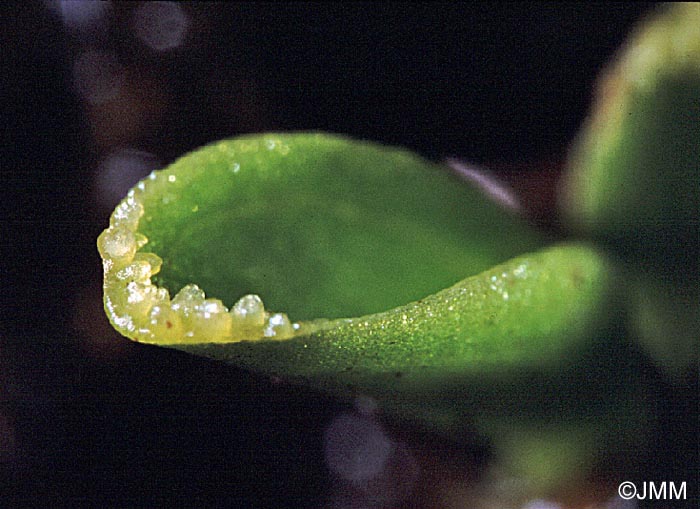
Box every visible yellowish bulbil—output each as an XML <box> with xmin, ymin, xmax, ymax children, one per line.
<box><xmin>144</xmin><ymin>305</ymin><xmax>183</xmax><ymax>343</ymax></box>
<box><xmin>194</xmin><ymin>299</ymin><xmax>234</xmax><ymax>343</ymax></box>
<box><xmin>264</xmin><ymin>313</ymin><xmax>295</xmax><ymax>340</ymax></box>
<box><xmin>230</xmin><ymin>294</ymin><xmax>267</xmax><ymax>340</ymax></box>
<box><xmin>109</xmin><ymin>195</ymin><xmax>143</xmax><ymax>230</ymax></box>
<box><xmin>116</xmin><ymin>260</ymin><xmax>152</xmax><ymax>283</ymax></box>
<box><xmin>97</xmin><ymin>226</ymin><xmax>137</xmax><ymax>264</ymax></box>
<box><xmin>99</xmin><ymin>187</ymin><xmax>304</xmax><ymax>344</ymax></box>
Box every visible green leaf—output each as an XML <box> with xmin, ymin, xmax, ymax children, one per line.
<box><xmin>96</xmin><ymin>131</ymin><xmax>616</xmax><ymax>403</ymax></box>
<box><xmin>168</xmin><ymin>242</ymin><xmax>611</xmax><ymax>394</ymax></box>
<box><xmin>560</xmin><ymin>3</ymin><xmax>700</xmax><ymax>377</ymax></box>
<box><xmin>98</xmin><ymin>132</ymin><xmax>545</xmax><ymax>344</ymax></box>
<box><xmin>561</xmin><ymin>3</ymin><xmax>700</xmax><ymax>273</ymax></box>
<box><xmin>97</xmin><ymin>132</ymin><xmax>629</xmax><ymax>493</ymax></box>
<box><xmin>95</xmin><ymin>131</ymin><xmax>618</xmax><ymax>413</ymax></box>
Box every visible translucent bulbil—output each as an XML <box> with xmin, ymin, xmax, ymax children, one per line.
<box><xmin>199</xmin><ymin>298</ymin><xmax>228</xmax><ymax>317</ymax></box>
<box><xmin>116</xmin><ymin>261</ymin><xmax>152</xmax><ymax>282</ymax></box>
<box><xmin>145</xmin><ymin>305</ymin><xmax>183</xmax><ymax>343</ymax></box>
<box><xmin>97</xmin><ymin>226</ymin><xmax>136</xmax><ymax>262</ymax></box>
<box><xmin>125</xmin><ymin>281</ymin><xmax>160</xmax><ymax>317</ymax></box>
<box><xmin>231</xmin><ymin>294</ymin><xmax>266</xmax><ymax>327</ymax></box>
<box><xmin>99</xmin><ymin>188</ymin><xmax>306</xmax><ymax>345</ymax></box>
<box><xmin>171</xmin><ymin>284</ymin><xmax>206</xmax><ymax>314</ymax></box>
<box><xmin>189</xmin><ymin>299</ymin><xmax>233</xmax><ymax>343</ymax></box>
<box><xmin>110</xmin><ymin>198</ymin><xmax>144</xmax><ymax>229</ymax></box>
<box><xmin>134</xmin><ymin>252</ymin><xmax>162</xmax><ymax>275</ymax></box>
<box><xmin>264</xmin><ymin>313</ymin><xmax>295</xmax><ymax>340</ymax></box>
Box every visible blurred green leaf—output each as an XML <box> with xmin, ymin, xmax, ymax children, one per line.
<box><xmin>560</xmin><ymin>3</ymin><xmax>700</xmax><ymax>377</ymax></box>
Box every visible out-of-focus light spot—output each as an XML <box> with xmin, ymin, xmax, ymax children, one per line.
<box><xmin>96</xmin><ymin>148</ymin><xmax>160</xmax><ymax>208</ymax></box>
<box><xmin>324</xmin><ymin>412</ymin><xmax>394</xmax><ymax>484</ymax></box>
<box><xmin>446</xmin><ymin>158</ymin><xmax>521</xmax><ymax>212</ymax></box>
<box><xmin>324</xmin><ymin>428</ymin><xmax>419</xmax><ymax>507</ymax></box>
<box><xmin>45</xmin><ymin>0</ymin><xmax>110</xmax><ymax>29</ymax></box>
<box><xmin>73</xmin><ymin>49</ymin><xmax>125</xmax><ymax>105</ymax></box>
<box><xmin>602</xmin><ymin>496</ymin><xmax>638</xmax><ymax>509</ymax></box>
<box><xmin>132</xmin><ymin>1</ymin><xmax>190</xmax><ymax>52</ymax></box>
<box><xmin>353</xmin><ymin>395</ymin><xmax>378</xmax><ymax>417</ymax></box>
<box><xmin>448</xmin><ymin>471</ymin><xmax>530</xmax><ymax>509</ymax></box>
<box><xmin>522</xmin><ymin>500</ymin><xmax>562</xmax><ymax>509</ymax></box>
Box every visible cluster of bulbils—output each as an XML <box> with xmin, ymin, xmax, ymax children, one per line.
<box><xmin>97</xmin><ymin>186</ymin><xmax>300</xmax><ymax>344</ymax></box>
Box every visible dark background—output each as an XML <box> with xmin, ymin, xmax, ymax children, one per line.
<box><xmin>3</xmin><ymin>2</ymin><xmax>694</xmax><ymax>507</ymax></box>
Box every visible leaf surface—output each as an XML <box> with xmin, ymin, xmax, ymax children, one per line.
<box><xmin>97</xmin><ymin>133</ymin><xmax>632</xmax><ymax>493</ymax></box>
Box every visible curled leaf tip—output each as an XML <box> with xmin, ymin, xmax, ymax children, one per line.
<box><xmin>98</xmin><ymin>132</ymin><xmax>545</xmax><ymax>348</ymax></box>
